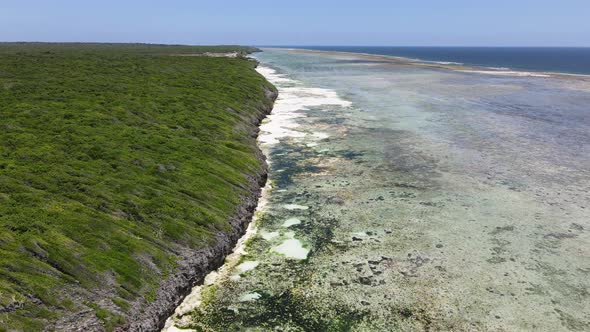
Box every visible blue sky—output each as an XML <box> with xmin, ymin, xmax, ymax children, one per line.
<box><xmin>1</xmin><ymin>0</ymin><xmax>589</xmax><ymax>46</ymax></box>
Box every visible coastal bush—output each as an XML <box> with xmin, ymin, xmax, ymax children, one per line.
<box><xmin>0</xmin><ymin>43</ymin><xmax>274</xmax><ymax>330</ymax></box>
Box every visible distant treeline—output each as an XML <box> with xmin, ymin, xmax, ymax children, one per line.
<box><xmin>0</xmin><ymin>42</ymin><xmax>261</xmax><ymax>55</ymax></box>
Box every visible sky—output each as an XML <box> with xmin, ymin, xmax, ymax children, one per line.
<box><xmin>1</xmin><ymin>0</ymin><xmax>589</xmax><ymax>46</ymax></box>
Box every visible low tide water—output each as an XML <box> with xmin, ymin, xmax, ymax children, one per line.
<box><xmin>279</xmin><ymin>46</ymin><xmax>590</xmax><ymax>76</ymax></box>
<box><xmin>165</xmin><ymin>48</ymin><xmax>590</xmax><ymax>331</ymax></box>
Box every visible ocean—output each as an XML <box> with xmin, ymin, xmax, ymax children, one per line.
<box><xmin>274</xmin><ymin>46</ymin><xmax>590</xmax><ymax>75</ymax></box>
<box><xmin>165</xmin><ymin>48</ymin><xmax>590</xmax><ymax>331</ymax></box>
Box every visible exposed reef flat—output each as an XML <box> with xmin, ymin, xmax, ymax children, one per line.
<box><xmin>171</xmin><ymin>48</ymin><xmax>589</xmax><ymax>331</ymax></box>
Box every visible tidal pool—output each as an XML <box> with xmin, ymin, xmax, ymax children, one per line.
<box><xmin>282</xmin><ymin>217</ymin><xmax>302</xmax><ymax>228</ymax></box>
<box><xmin>166</xmin><ymin>49</ymin><xmax>590</xmax><ymax>331</ymax></box>
<box><xmin>271</xmin><ymin>238</ymin><xmax>309</xmax><ymax>260</ymax></box>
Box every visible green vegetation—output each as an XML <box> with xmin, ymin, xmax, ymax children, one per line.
<box><xmin>0</xmin><ymin>42</ymin><xmax>260</xmax><ymax>56</ymax></box>
<box><xmin>0</xmin><ymin>43</ymin><xmax>275</xmax><ymax>330</ymax></box>
<box><xmin>187</xmin><ymin>288</ymin><xmax>369</xmax><ymax>331</ymax></box>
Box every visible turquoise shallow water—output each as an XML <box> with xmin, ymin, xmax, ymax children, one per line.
<box><xmin>167</xmin><ymin>48</ymin><xmax>590</xmax><ymax>331</ymax></box>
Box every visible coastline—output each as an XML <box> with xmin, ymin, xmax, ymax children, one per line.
<box><xmin>159</xmin><ymin>48</ymin><xmax>590</xmax><ymax>331</ymax></box>
<box><xmin>266</xmin><ymin>47</ymin><xmax>590</xmax><ymax>81</ymax></box>
<box><xmin>161</xmin><ymin>60</ymin><xmax>354</xmax><ymax>330</ymax></box>
<box><xmin>162</xmin><ymin>57</ymin><xmax>357</xmax><ymax>331</ymax></box>
<box><xmin>0</xmin><ymin>44</ymin><xmax>284</xmax><ymax>332</ymax></box>
<box><xmin>160</xmin><ymin>64</ymin><xmax>282</xmax><ymax>332</ymax></box>
<box><xmin>161</xmin><ymin>152</ymin><xmax>273</xmax><ymax>332</ymax></box>
<box><xmin>150</xmin><ymin>72</ymin><xmax>277</xmax><ymax>332</ymax></box>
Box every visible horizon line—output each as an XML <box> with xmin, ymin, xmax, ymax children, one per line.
<box><xmin>0</xmin><ymin>41</ymin><xmax>589</xmax><ymax>48</ymax></box>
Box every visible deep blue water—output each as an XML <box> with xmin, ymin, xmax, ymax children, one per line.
<box><xmin>271</xmin><ymin>46</ymin><xmax>590</xmax><ymax>75</ymax></box>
